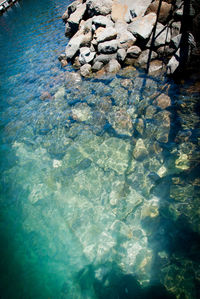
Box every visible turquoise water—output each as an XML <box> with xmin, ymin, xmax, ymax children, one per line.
<box><xmin>0</xmin><ymin>1</ymin><xmax>200</xmax><ymax>298</ymax></box>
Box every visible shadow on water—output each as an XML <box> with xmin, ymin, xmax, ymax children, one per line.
<box><xmin>72</xmin><ymin>263</ymin><xmax>175</xmax><ymax>299</ymax></box>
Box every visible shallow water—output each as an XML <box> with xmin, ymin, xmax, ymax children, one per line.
<box><xmin>0</xmin><ymin>1</ymin><xmax>200</xmax><ymax>298</ymax></box>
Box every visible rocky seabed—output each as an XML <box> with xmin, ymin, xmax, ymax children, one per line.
<box><xmin>60</xmin><ymin>0</ymin><xmax>190</xmax><ymax>77</ymax></box>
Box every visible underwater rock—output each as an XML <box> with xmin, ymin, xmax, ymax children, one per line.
<box><xmin>175</xmin><ymin>152</ymin><xmax>190</xmax><ymax>170</ymax></box>
<box><xmin>153</xmin><ymin>93</ymin><xmax>171</xmax><ymax>109</ymax></box>
<box><xmin>133</xmin><ymin>138</ymin><xmax>148</xmax><ymax>161</ymax></box>
<box><xmin>54</xmin><ymin>86</ymin><xmax>65</xmax><ymax>100</ymax></box>
<box><xmin>80</xmin><ymin>63</ymin><xmax>92</xmax><ymax>77</ymax></box>
<box><xmin>72</xmin><ymin>102</ymin><xmax>92</xmax><ymax>122</ymax></box>
<box><xmin>108</xmin><ymin>107</ymin><xmax>133</xmax><ymax>136</ymax></box>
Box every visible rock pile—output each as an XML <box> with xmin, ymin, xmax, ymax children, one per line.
<box><xmin>59</xmin><ymin>0</ymin><xmax>189</xmax><ymax>77</ymax></box>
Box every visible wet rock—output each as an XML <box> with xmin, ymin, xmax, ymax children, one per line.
<box><xmin>120</xmin><ymin>79</ymin><xmax>133</xmax><ymax>89</ymax></box>
<box><xmin>54</xmin><ymin>86</ymin><xmax>65</xmax><ymax>100</ymax></box>
<box><xmin>154</xmin><ymin>110</ymin><xmax>171</xmax><ymax>143</ymax></box>
<box><xmin>145</xmin><ymin>105</ymin><xmax>157</xmax><ymax>119</ymax></box>
<box><xmin>40</xmin><ymin>91</ymin><xmax>52</xmax><ymax>101</ymax></box>
<box><xmin>79</xmin><ymin>47</ymin><xmax>96</xmax><ymax>64</ymax></box>
<box><xmin>157</xmin><ymin>45</ymin><xmax>175</xmax><ymax>58</ymax></box>
<box><xmin>93</xmin><ymin>137</ymin><xmax>131</xmax><ymax>175</ymax></box>
<box><xmin>86</xmin><ymin>0</ymin><xmax>112</xmax><ymax>17</ymax></box>
<box><xmin>133</xmin><ymin>138</ymin><xmax>148</xmax><ymax>161</ymax></box>
<box><xmin>106</xmin><ymin>59</ymin><xmax>121</xmax><ymax>73</ymax></box>
<box><xmin>127</xmin><ymin>46</ymin><xmax>142</xmax><ymax>58</ymax></box>
<box><xmin>111</xmin><ymin>86</ymin><xmax>128</xmax><ymax>106</ymax></box>
<box><xmin>135</xmin><ymin>118</ymin><xmax>145</xmax><ymax>135</ymax></box>
<box><xmin>92</xmin><ymin>15</ymin><xmax>114</xmax><ymax>27</ymax></box>
<box><xmin>96</xmin><ymin>27</ymin><xmax>117</xmax><ymax>43</ymax></box>
<box><xmin>60</xmin><ymin>59</ymin><xmax>68</xmax><ymax>67</ymax></box>
<box><xmin>98</xmin><ymin>40</ymin><xmax>118</xmax><ymax>54</ymax></box>
<box><xmin>94</xmin><ymin>53</ymin><xmax>117</xmax><ymax>64</ymax></box>
<box><xmin>65</xmin><ymin>71</ymin><xmax>82</xmax><ymax>84</ymax></box>
<box><xmin>153</xmin><ymin>93</ymin><xmax>171</xmax><ymax>109</ymax></box>
<box><xmin>80</xmin><ymin>63</ymin><xmax>92</xmax><ymax>77</ymax></box>
<box><xmin>146</xmin><ymin>0</ymin><xmax>172</xmax><ymax>24</ymax></box>
<box><xmin>148</xmin><ymin>60</ymin><xmax>166</xmax><ymax>76</ymax></box>
<box><xmin>127</xmin><ymin>13</ymin><xmax>157</xmax><ymax>40</ymax></box>
<box><xmin>117</xmin><ymin>48</ymin><xmax>127</xmax><ymax>62</ymax></box>
<box><xmin>72</xmin><ymin>102</ymin><xmax>92</xmax><ymax>122</ymax></box>
<box><xmin>108</xmin><ymin>108</ymin><xmax>133</xmax><ymax>136</ymax></box>
<box><xmin>175</xmin><ymin>152</ymin><xmax>190</xmax><ymax>170</ymax></box>
<box><xmin>73</xmin><ymin>56</ymin><xmax>82</xmax><ymax>68</ymax></box>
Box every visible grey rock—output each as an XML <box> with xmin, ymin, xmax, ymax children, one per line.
<box><xmin>157</xmin><ymin>45</ymin><xmax>175</xmax><ymax>58</ymax></box>
<box><xmin>171</xmin><ymin>21</ymin><xmax>181</xmax><ymax>38</ymax></box>
<box><xmin>92</xmin><ymin>15</ymin><xmax>114</xmax><ymax>27</ymax></box>
<box><xmin>171</xmin><ymin>33</ymin><xmax>182</xmax><ymax>49</ymax></box>
<box><xmin>167</xmin><ymin>49</ymin><xmax>180</xmax><ymax>75</ymax></box>
<box><xmin>80</xmin><ymin>63</ymin><xmax>92</xmax><ymax>77</ymax></box>
<box><xmin>96</xmin><ymin>27</ymin><xmax>117</xmax><ymax>43</ymax></box>
<box><xmin>92</xmin><ymin>61</ymin><xmax>104</xmax><ymax>72</ymax></box>
<box><xmin>86</xmin><ymin>0</ymin><xmax>113</xmax><ymax>16</ymax></box>
<box><xmin>128</xmin><ymin>13</ymin><xmax>157</xmax><ymax>40</ymax></box>
<box><xmin>135</xmin><ymin>49</ymin><xmax>157</xmax><ymax>67</ymax></box>
<box><xmin>94</xmin><ymin>53</ymin><xmax>117</xmax><ymax>64</ymax></box>
<box><xmin>147</xmin><ymin>23</ymin><xmax>171</xmax><ymax>47</ymax></box>
<box><xmin>127</xmin><ymin>46</ymin><xmax>142</xmax><ymax>58</ymax></box>
<box><xmin>65</xmin><ymin>35</ymin><xmax>84</xmax><ymax>60</ymax></box>
<box><xmin>67</xmin><ymin>3</ymin><xmax>87</xmax><ymax>34</ymax></box>
<box><xmin>98</xmin><ymin>40</ymin><xmax>118</xmax><ymax>54</ymax></box>
<box><xmin>62</xmin><ymin>0</ymin><xmax>80</xmax><ymax>22</ymax></box>
<box><xmin>117</xmin><ymin>48</ymin><xmax>127</xmax><ymax>62</ymax></box>
<box><xmin>106</xmin><ymin>59</ymin><xmax>121</xmax><ymax>73</ymax></box>
<box><xmin>79</xmin><ymin>47</ymin><xmax>96</xmax><ymax>64</ymax></box>
<box><xmin>115</xmin><ymin>0</ymin><xmax>152</xmax><ymax>17</ymax></box>
<box><xmin>72</xmin><ymin>102</ymin><xmax>92</xmax><ymax>121</ymax></box>
<box><xmin>117</xmin><ymin>30</ymin><xmax>136</xmax><ymax>50</ymax></box>
<box><xmin>108</xmin><ymin>108</ymin><xmax>133</xmax><ymax>136</ymax></box>
<box><xmin>148</xmin><ymin>60</ymin><xmax>165</xmax><ymax>76</ymax></box>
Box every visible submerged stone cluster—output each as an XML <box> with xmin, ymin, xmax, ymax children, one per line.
<box><xmin>60</xmin><ymin>0</ymin><xmax>188</xmax><ymax>77</ymax></box>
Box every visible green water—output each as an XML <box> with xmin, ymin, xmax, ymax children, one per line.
<box><xmin>0</xmin><ymin>0</ymin><xmax>200</xmax><ymax>298</ymax></box>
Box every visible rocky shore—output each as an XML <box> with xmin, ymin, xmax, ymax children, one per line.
<box><xmin>59</xmin><ymin>0</ymin><xmax>198</xmax><ymax>78</ymax></box>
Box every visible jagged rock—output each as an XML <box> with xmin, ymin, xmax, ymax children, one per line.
<box><xmin>119</xmin><ymin>0</ymin><xmax>152</xmax><ymax>17</ymax></box>
<box><xmin>62</xmin><ymin>1</ymin><xmax>80</xmax><ymax>22</ymax></box>
<box><xmin>171</xmin><ymin>21</ymin><xmax>181</xmax><ymax>38</ymax></box>
<box><xmin>92</xmin><ymin>61</ymin><xmax>104</xmax><ymax>72</ymax></box>
<box><xmin>148</xmin><ymin>60</ymin><xmax>166</xmax><ymax>76</ymax></box>
<box><xmin>154</xmin><ymin>110</ymin><xmax>171</xmax><ymax>142</ymax></box>
<box><xmin>60</xmin><ymin>59</ymin><xmax>68</xmax><ymax>67</ymax></box>
<box><xmin>128</xmin><ymin>13</ymin><xmax>157</xmax><ymax>40</ymax></box>
<box><xmin>157</xmin><ymin>45</ymin><xmax>175</xmax><ymax>58</ymax></box>
<box><xmin>106</xmin><ymin>59</ymin><xmax>121</xmax><ymax>73</ymax></box>
<box><xmin>117</xmin><ymin>30</ymin><xmax>136</xmax><ymax>50</ymax></box>
<box><xmin>147</xmin><ymin>23</ymin><xmax>171</xmax><ymax>47</ymax></box>
<box><xmin>111</xmin><ymin>1</ymin><xmax>131</xmax><ymax>23</ymax></box>
<box><xmin>98</xmin><ymin>40</ymin><xmax>118</xmax><ymax>54</ymax></box>
<box><xmin>120</xmin><ymin>78</ymin><xmax>133</xmax><ymax>89</ymax></box>
<box><xmin>73</xmin><ymin>56</ymin><xmax>82</xmax><ymax>68</ymax></box>
<box><xmin>135</xmin><ymin>49</ymin><xmax>157</xmax><ymax>68</ymax></box>
<box><xmin>67</xmin><ymin>3</ymin><xmax>87</xmax><ymax>34</ymax></box>
<box><xmin>175</xmin><ymin>153</ymin><xmax>190</xmax><ymax>170</ymax></box>
<box><xmin>65</xmin><ymin>35</ymin><xmax>84</xmax><ymax>60</ymax></box>
<box><xmin>94</xmin><ymin>53</ymin><xmax>117</xmax><ymax>64</ymax></box>
<box><xmin>133</xmin><ymin>138</ymin><xmax>148</xmax><ymax>161</ymax></box>
<box><xmin>80</xmin><ymin>63</ymin><xmax>92</xmax><ymax>77</ymax></box>
<box><xmin>71</xmin><ymin>102</ymin><xmax>92</xmax><ymax>121</ymax></box>
<box><xmin>167</xmin><ymin>48</ymin><xmax>180</xmax><ymax>75</ymax></box>
<box><xmin>135</xmin><ymin>118</ymin><xmax>145</xmax><ymax>135</ymax></box>
<box><xmin>145</xmin><ymin>105</ymin><xmax>157</xmax><ymax>119</ymax></box>
<box><xmin>92</xmin><ymin>15</ymin><xmax>114</xmax><ymax>27</ymax></box>
<box><xmin>127</xmin><ymin>46</ymin><xmax>142</xmax><ymax>58</ymax></box>
<box><xmin>171</xmin><ymin>33</ymin><xmax>182</xmax><ymax>49</ymax></box>
<box><xmin>79</xmin><ymin>47</ymin><xmax>96</xmax><ymax>64</ymax></box>
<box><xmin>146</xmin><ymin>0</ymin><xmax>172</xmax><ymax>24</ymax></box>
<box><xmin>117</xmin><ymin>48</ymin><xmax>127</xmax><ymax>62</ymax></box>
<box><xmin>108</xmin><ymin>108</ymin><xmax>133</xmax><ymax>136</ymax></box>
<box><xmin>86</xmin><ymin>0</ymin><xmax>113</xmax><ymax>17</ymax></box>
<box><xmin>96</xmin><ymin>27</ymin><xmax>117</xmax><ymax>43</ymax></box>
<box><xmin>153</xmin><ymin>94</ymin><xmax>171</xmax><ymax>109</ymax></box>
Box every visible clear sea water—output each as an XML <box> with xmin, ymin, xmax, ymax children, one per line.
<box><xmin>0</xmin><ymin>1</ymin><xmax>200</xmax><ymax>298</ymax></box>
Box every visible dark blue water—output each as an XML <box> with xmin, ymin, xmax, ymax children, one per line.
<box><xmin>0</xmin><ymin>1</ymin><xmax>200</xmax><ymax>298</ymax></box>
